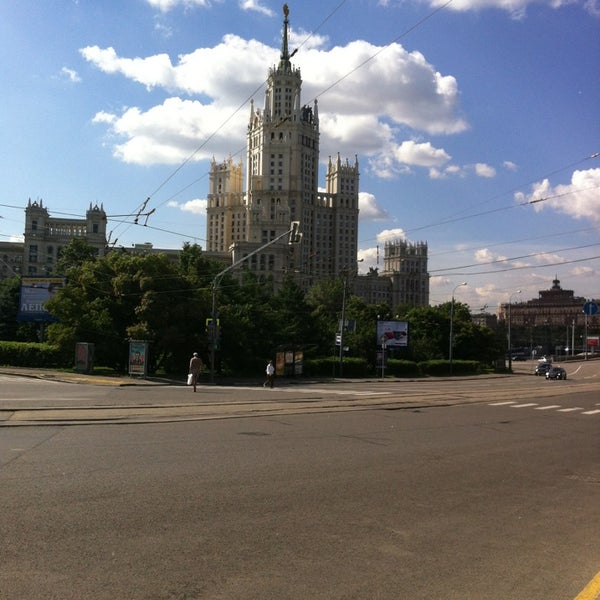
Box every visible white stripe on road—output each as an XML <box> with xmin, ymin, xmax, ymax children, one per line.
<box><xmin>557</xmin><ymin>407</ymin><xmax>583</xmax><ymax>412</ymax></box>
<box><xmin>582</xmin><ymin>409</ymin><xmax>600</xmax><ymax>415</ymax></box>
<box><xmin>535</xmin><ymin>405</ymin><xmax>562</xmax><ymax>410</ymax></box>
<box><xmin>489</xmin><ymin>401</ymin><xmax>517</xmax><ymax>406</ymax></box>
<box><xmin>510</xmin><ymin>403</ymin><xmax>539</xmax><ymax>408</ymax></box>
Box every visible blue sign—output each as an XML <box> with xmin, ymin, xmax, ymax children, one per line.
<box><xmin>583</xmin><ymin>301</ymin><xmax>598</xmax><ymax>316</ymax></box>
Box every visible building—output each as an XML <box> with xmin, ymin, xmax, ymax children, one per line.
<box><xmin>498</xmin><ymin>277</ymin><xmax>599</xmax><ymax>354</ymax></box>
<box><xmin>206</xmin><ymin>6</ymin><xmax>359</xmax><ymax>289</ymax></box>
<box><xmin>381</xmin><ymin>239</ymin><xmax>429</xmax><ymax>307</ymax></box>
<box><xmin>498</xmin><ymin>278</ymin><xmax>594</xmax><ymax>328</ymax></box>
<box><xmin>0</xmin><ymin>199</ymin><xmax>108</xmax><ymax>279</ymax></box>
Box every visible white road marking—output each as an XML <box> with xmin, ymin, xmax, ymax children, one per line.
<box><xmin>489</xmin><ymin>401</ymin><xmax>517</xmax><ymax>406</ymax></box>
<box><xmin>535</xmin><ymin>405</ymin><xmax>562</xmax><ymax>410</ymax></box>
<box><xmin>557</xmin><ymin>407</ymin><xmax>583</xmax><ymax>412</ymax></box>
<box><xmin>511</xmin><ymin>403</ymin><xmax>539</xmax><ymax>408</ymax></box>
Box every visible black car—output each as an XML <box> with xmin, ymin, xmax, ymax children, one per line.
<box><xmin>535</xmin><ymin>363</ymin><xmax>552</xmax><ymax>376</ymax></box>
<box><xmin>546</xmin><ymin>366</ymin><xmax>567</xmax><ymax>380</ymax></box>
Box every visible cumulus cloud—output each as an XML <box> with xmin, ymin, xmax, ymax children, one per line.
<box><xmin>515</xmin><ymin>167</ymin><xmax>600</xmax><ymax>224</ymax></box>
<box><xmin>359</xmin><ymin>192</ymin><xmax>390</xmax><ymax>221</ymax></box>
<box><xmin>377</xmin><ymin>228</ymin><xmax>406</xmax><ymax>243</ymax></box>
<box><xmin>239</xmin><ymin>0</ymin><xmax>274</xmax><ymax>16</ymax></box>
<box><xmin>81</xmin><ymin>35</ymin><xmax>468</xmax><ymax>169</ymax></box>
<box><xmin>168</xmin><ymin>198</ymin><xmax>206</xmax><ymax>214</ymax></box>
<box><xmin>475</xmin><ymin>163</ymin><xmax>496</xmax><ymax>178</ymax></box>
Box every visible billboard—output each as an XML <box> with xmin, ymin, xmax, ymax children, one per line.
<box><xmin>377</xmin><ymin>320</ymin><xmax>409</xmax><ymax>348</ymax></box>
<box><xmin>17</xmin><ymin>276</ymin><xmax>66</xmax><ymax>322</ymax></box>
<box><xmin>129</xmin><ymin>341</ymin><xmax>149</xmax><ymax>376</ymax></box>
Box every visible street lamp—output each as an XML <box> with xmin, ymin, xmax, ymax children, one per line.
<box><xmin>507</xmin><ymin>289</ymin><xmax>521</xmax><ymax>371</ymax></box>
<box><xmin>448</xmin><ymin>282</ymin><xmax>467</xmax><ymax>375</ymax></box>
<box><xmin>338</xmin><ymin>259</ymin><xmax>363</xmax><ymax>378</ymax></box>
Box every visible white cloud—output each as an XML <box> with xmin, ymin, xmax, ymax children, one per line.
<box><xmin>168</xmin><ymin>198</ymin><xmax>206</xmax><ymax>214</ymax></box>
<box><xmin>503</xmin><ymin>160</ymin><xmax>518</xmax><ymax>171</ymax></box>
<box><xmin>429</xmin><ymin>0</ymin><xmax>598</xmax><ymax>18</ymax></box>
<box><xmin>515</xmin><ymin>167</ymin><xmax>600</xmax><ymax>224</ymax></box>
<box><xmin>81</xmin><ymin>35</ymin><xmax>468</xmax><ymax>169</ymax></box>
<box><xmin>146</xmin><ymin>0</ymin><xmax>210</xmax><ymax>12</ymax></box>
<box><xmin>239</xmin><ymin>0</ymin><xmax>274</xmax><ymax>16</ymax></box>
<box><xmin>359</xmin><ymin>192</ymin><xmax>390</xmax><ymax>221</ymax></box>
<box><xmin>59</xmin><ymin>67</ymin><xmax>81</xmax><ymax>83</ymax></box>
<box><xmin>377</xmin><ymin>228</ymin><xmax>406</xmax><ymax>243</ymax></box>
<box><xmin>474</xmin><ymin>163</ymin><xmax>496</xmax><ymax>178</ymax></box>
<box><xmin>394</xmin><ymin>140</ymin><xmax>451</xmax><ymax>167</ymax></box>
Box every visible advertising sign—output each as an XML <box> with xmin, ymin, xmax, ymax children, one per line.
<box><xmin>128</xmin><ymin>341</ymin><xmax>148</xmax><ymax>376</ymax></box>
<box><xmin>377</xmin><ymin>320</ymin><xmax>409</xmax><ymax>348</ymax></box>
<box><xmin>17</xmin><ymin>277</ymin><xmax>66</xmax><ymax>322</ymax></box>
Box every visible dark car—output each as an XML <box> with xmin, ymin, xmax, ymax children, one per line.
<box><xmin>546</xmin><ymin>366</ymin><xmax>567</xmax><ymax>380</ymax></box>
<box><xmin>535</xmin><ymin>363</ymin><xmax>552</xmax><ymax>376</ymax></box>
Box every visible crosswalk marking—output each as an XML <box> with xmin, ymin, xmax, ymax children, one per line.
<box><xmin>488</xmin><ymin>402</ymin><xmax>598</xmax><ymax>416</ymax></box>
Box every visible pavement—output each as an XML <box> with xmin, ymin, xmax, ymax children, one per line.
<box><xmin>2</xmin><ymin>359</ymin><xmax>598</xmax><ymax>427</ymax></box>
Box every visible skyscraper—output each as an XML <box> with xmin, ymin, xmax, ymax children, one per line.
<box><xmin>206</xmin><ymin>5</ymin><xmax>359</xmax><ymax>289</ymax></box>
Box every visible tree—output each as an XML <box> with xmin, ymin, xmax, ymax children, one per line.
<box><xmin>46</xmin><ymin>250</ymin><xmax>210</xmax><ymax>373</ymax></box>
<box><xmin>55</xmin><ymin>238</ymin><xmax>100</xmax><ymax>275</ymax></box>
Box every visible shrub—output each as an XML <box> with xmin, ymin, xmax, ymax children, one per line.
<box><xmin>0</xmin><ymin>341</ymin><xmax>67</xmax><ymax>368</ymax></box>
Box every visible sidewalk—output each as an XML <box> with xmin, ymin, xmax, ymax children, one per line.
<box><xmin>0</xmin><ymin>366</ymin><xmax>174</xmax><ymax>386</ymax></box>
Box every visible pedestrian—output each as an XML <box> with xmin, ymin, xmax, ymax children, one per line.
<box><xmin>263</xmin><ymin>359</ymin><xmax>275</xmax><ymax>388</ymax></box>
<box><xmin>189</xmin><ymin>352</ymin><xmax>204</xmax><ymax>392</ymax></box>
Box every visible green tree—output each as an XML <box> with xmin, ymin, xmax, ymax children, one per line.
<box><xmin>55</xmin><ymin>237</ymin><xmax>101</xmax><ymax>275</ymax></box>
<box><xmin>46</xmin><ymin>250</ymin><xmax>210</xmax><ymax>373</ymax></box>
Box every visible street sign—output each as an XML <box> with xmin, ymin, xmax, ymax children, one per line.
<box><xmin>583</xmin><ymin>301</ymin><xmax>598</xmax><ymax>316</ymax></box>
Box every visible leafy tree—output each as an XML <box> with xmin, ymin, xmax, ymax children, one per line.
<box><xmin>55</xmin><ymin>237</ymin><xmax>101</xmax><ymax>275</ymax></box>
<box><xmin>46</xmin><ymin>250</ymin><xmax>210</xmax><ymax>373</ymax></box>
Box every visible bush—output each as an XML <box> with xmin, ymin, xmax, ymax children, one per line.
<box><xmin>304</xmin><ymin>356</ymin><xmax>368</xmax><ymax>378</ymax></box>
<box><xmin>0</xmin><ymin>341</ymin><xmax>67</xmax><ymax>368</ymax></box>
<box><xmin>385</xmin><ymin>359</ymin><xmax>421</xmax><ymax>378</ymax></box>
<box><xmin>419</xmin><ymin>359</ymin><xmax>482</xmax><ymax>376</ymax></box>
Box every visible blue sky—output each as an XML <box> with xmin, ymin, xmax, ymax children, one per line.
<box><xmin>1</xmin><ymin>0</ymin><xmax>598</xmax><ymax>311</ymax></box>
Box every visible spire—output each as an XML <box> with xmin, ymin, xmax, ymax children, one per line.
<box><xmin>279</xmin><ymin>4</ymin><xmax>291</xmax><ymax>71</ymax></box>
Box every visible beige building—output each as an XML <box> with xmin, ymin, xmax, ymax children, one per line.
<box><xmin>498</xmin><ymin>278</ymin><xmax>595</xmax><ymax>328</ymax></box>
<box><xmin>206</xmin><ymin>6</ymin><xmax>359</xmax><ymax>289</ymax></box>
<box><xmin>381</xmin><ymin>239</ymin><xmax>429</xmax><ymax>307</ymax></box>
<box><xmin>498</xmin><ymin>278</ymin><xmax>598</xmax><ymax>354</ymax></box>
<box><xmin>0</xmin><ymin>199</ymin><xmax>108</xmax><ymax>280</ymax></box>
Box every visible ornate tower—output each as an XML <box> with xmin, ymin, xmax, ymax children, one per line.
<box><xmin>206</xmin><ymin>5</ymin><xmax>359</xmax><ymax>288</ymax></box>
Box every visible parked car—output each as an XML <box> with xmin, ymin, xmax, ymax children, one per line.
<box><xmin>546</xmin><ymin>366</ymin><xmax>567</xmax><ymax>380</ymax></box>
<box><xmin>535</xmin><ymin>363</ymin><xmax>552</xmax><ymax>376</ymax></box>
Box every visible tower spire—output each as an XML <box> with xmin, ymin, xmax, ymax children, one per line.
<box><xmin>279</xmin><ymin>4</ymin><xmax>291</xmax><ymax>70</ymax></box>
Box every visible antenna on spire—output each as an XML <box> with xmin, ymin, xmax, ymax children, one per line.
<box><xmin>280</xmin><ymin>4</ymin><xmax>291</xmax><ymax>68</ymax></box>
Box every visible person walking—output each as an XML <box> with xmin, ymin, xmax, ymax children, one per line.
<box><xmin>264</xmin><ymin>359</ymin><xmax>275</xmax><ymax>388</ymax></box>
<box><xmin>189</xmin><ymin>352</ymin><xmax>204</xmax><ymax>392</ymax></box>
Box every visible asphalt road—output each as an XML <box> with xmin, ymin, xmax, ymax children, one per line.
<box><xmin>1</xmin><ymin>358</ymin><xmax>599</xmax><ymax>425</ymax></box>
<box><xmin>1</xmin><ymin>366</ymin><xmax>599</xmax><ymax>599</ymax></box>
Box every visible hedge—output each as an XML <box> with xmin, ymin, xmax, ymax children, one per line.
<box><xmin>0</xmin><ymin>341</ymin><xmax>67</xmax><ymax>368</ymax></box>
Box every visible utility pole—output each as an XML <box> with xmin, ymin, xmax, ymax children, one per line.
<box><xmin>209</xmin><ymin>222</ymin><xmax>302</xmax><ymax>382</ymax></box>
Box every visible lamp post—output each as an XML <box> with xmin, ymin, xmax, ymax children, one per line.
<box><xmin>448</xmin><ymin>282</ymin><xmax>467</xmax><ymax>375</ymax></box>
<box><xmin>338</xmin><ymin>259</ymin><xmax>363</xmax><ymax>378</ymax></box>
<box><xmin>209</xmin><ymin>222</ymin><xmax>301</xmax><ymax>382</ymax></box>
<box><xmin>507</xmin><ymin>289</ymin><xmax>521</xmax><ymax>372</ymax></box>
<box><xmin>380</xmin><ymin>335</ymin><xmax>387</xmax><ymax>379</ymax></box>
